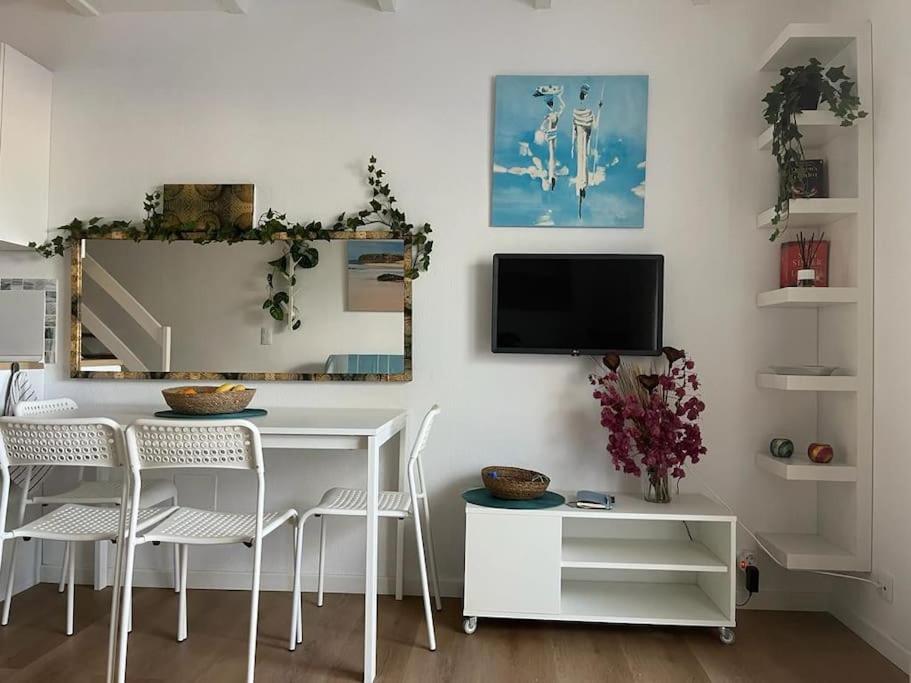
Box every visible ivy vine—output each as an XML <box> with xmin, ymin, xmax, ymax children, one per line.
<box><xmin>761</xmin><ymin>59</ymin><xmax>866</xmax><ymax>241</ymax></box>
<box><xmin>31</xmin><ymin>157</ymin><xmax>433</xmax><ymax>329</ymax></box>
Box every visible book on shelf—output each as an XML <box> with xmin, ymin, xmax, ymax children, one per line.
<box><xmin>791</xmin><ymin>159</ymin><xmax>827</xmax><ymax>199</ymax></box>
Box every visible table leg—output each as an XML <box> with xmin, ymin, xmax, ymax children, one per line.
<box><xmin>395</xmin><ymin>425</ymin><xmax>407</xmax><ymax>601</ymax></box>
<box><xmin>95</xmin><ymin>468</ymin><xmax>112</xmax><ymax>591</ymax></box>
<box><xmin>94</xmin><ymin>540</ymin><xmax>109</xmax><ymax>591</ymax></box>
<box><xmin>364</xmin><ymin>435</ymin><xmax>379</xmax><ymax>683</ymax></box>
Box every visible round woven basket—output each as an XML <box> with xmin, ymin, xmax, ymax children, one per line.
<box><xmin>481</xmin><ymin>466</ymin><xmax>550</xmax><ymax>500</ymax></box>
<box><xmin>161</xmin><ymin>386</ymin><xmax>256</xmax><ymax>416</ymax></box>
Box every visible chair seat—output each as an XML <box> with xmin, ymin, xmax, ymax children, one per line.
<box><xmin>11</xmin><ymin>504</ymin><xmax>177</xmax><ymax>543</ymax></box>
<box><xmin>139</xmin><ymin>507</ymin><xmax>297</xmax><ymax>546</ymax></box>
<box><xmin>30</xmin><ymin>478</ymin><xmax>177</xmax><ymax>507</ymax></box>
<box><xmin>312</xmin><ymin>487</ymin><xmax>413</xmax><ymax>518</ymax></box>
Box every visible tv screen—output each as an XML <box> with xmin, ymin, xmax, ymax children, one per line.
<box><xmin>492</xmin><ymin>254</ymin><xmax>664</xmax><ymax>355</ymax></box>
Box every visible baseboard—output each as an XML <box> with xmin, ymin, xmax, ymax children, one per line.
<box><xmin>737</xmin><ymin>588</ymin><xmax>830</xmax><ymax>612</ymax></box>
<box><xmin>831</xmin><ymin>602</ymin><xmax>911</xmax><ymax>675</ymax></box>
<box><xmin>39</xmin><ymin>564</ymin><xmax>464</xmax><ymax>599</ymax></box>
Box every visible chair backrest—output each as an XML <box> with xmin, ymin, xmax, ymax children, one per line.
<box><xmin>13</xmin><ymin>398</ymin><xmax>79</xmax><ymax>417</ymax></box>
<box><xmin>408</xmin><ymin>405</ymin><xmax>440</xmax><ymax>467</ymax></box>
<box><xmin>0</xmin><ymin>417</ymin><xmax>125</xmax><ymax>470</ymax></box>
<box><xmin>125</xmin><ymin>420</ymin><xmax>264</xmax><ymax>473</ymax></box>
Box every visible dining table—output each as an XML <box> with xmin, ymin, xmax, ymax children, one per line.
<box><xmin>58</xmin><ymin>404</ymin><xmax>409</xmax><ymax>683</ymax></box>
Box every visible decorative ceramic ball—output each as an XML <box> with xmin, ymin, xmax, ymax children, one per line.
<box><xmin>808</xmin><ymin>442</ymin><xmax>834</xmax><ymax>464</ymax></box>
<box><xmin>769</xmin><ymin>438</ymin><xmax>794</xmax><ymax>459</ymax></box>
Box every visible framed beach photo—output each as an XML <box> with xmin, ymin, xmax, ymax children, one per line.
<box><xmin>346</xmin><ymin>240</ymin><xmax>405</xmax><ymax>312</ymax></box>
<box><xmin>491</xmin><ymin>75</ymin><xmax>649</xmax><ymax>228</ymax></box>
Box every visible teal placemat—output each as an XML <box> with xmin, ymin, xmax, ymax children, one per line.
<box><xmin>153</xmin><ymin>409</ymin><xmax>268</xmax><ymax>420</ymax></box>
<box><xmin>461</xmin><ymin>488</ymin><xmax>566</xmax><ymax>509</ymax></box>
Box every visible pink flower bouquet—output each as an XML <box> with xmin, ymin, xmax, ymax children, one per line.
<box><xmin>589</xmin><ymin>347</ymin><xmax>707</xmax><ymax>503</ymax></box>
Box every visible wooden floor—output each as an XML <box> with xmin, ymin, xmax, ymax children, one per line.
<box><xmin>0</xmin><ymin>584</ymin><xmax>904</xmax><ymax>682</ymax></box>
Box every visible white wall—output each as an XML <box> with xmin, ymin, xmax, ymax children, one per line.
<box><xmin>0</xmin><ymin>0</ymin><xmax>839</xmax><ymax>604</ymax></box>
<box><xmin>825</xmin><ymin>0</ymin><xmax>911</xmax><ymax>673</ymax></box>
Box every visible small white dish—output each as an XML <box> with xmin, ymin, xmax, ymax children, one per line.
<box><xmin>770</xmin><ymin>365</ymin><xmax>838</xmax><ymax>376</ymax></box>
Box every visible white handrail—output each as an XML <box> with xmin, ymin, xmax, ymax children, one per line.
<box><xmin>83</xmin><ymin>255</ymin><xmax>171</xmax><ymax>371</ymax></box>
<box><xmin>81</xmin><ymin>305</ymin><xmax>147</xmax><ymax>371</ymax></box>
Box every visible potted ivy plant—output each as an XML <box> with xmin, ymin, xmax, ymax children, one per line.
<box><xmin>762</xmin><ymin>58</ymin><xmax>867</xmax><ymax>241</ymax></box>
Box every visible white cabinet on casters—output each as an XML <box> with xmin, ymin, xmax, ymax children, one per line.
<box><xmin>462</xmin><ymin>492</ymin><xmax>736</xmax><ymax>644</ymax></box>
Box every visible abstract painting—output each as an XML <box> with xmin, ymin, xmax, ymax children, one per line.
<box><xmin>162</xmin><ymin>184</ymin><xmax>255</xmax><ymax>231</ymax></box>
<box><xmin>346</xmin><ymin>240</ymin><xmax>405</xmax><ymax>312</ymax></box>
<box><xmin>491</xmin><ymin>75</ymin><xmax>648</xmax><ymax>228</ymax></box>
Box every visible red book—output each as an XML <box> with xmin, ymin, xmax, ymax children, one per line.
<box><xmin>780</xmin><ymin>240</ymin><xmax>829</xmax><ymax>287</ymax></box>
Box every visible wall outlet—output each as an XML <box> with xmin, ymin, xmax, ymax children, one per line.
<box><xmin>738</xmin><ymin>550</ymin><xmax>757</xmax><ymax>571</ymax></box>
<box><xmin>260</xmin><ymin>327</ymin><xmax>273</xmax><ymax>346</ymax></box>
<box><xmin>872</xmin><ymin>572</ymin><xmax>893</xmax><ymax>603</ymax></box>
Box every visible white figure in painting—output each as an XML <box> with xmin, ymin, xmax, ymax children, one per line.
<box><xmin>572</xmin><ymin>83</ymin><xmax>604</xmax><ymax>218</ymax></box>
<box><xmin>533</xmin><ymin>84</ymin><xmax>565</xmax><ymax>191</ymax></box>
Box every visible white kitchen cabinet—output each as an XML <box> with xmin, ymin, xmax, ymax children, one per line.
<box><xmin>0</xmin><ymin>43</ymin><xmax>52</xmax><ymax>249</ymax></box>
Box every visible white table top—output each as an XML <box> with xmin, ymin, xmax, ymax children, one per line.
<box><xmin>55</xmin><ymin>405</ymin><xmax>407</xmax><ymax>436</ymax></box>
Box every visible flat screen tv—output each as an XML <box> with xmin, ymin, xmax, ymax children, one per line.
<box><xmin>492</xmin><ymin>254</ymin><xmax>664</xmax><ymax>356</ymax></box>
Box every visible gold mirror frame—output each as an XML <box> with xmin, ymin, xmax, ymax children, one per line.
<box><xmin>70</xmin><ymin>232</ymin><xmax>412</xmax><ymax>382</ymax></box>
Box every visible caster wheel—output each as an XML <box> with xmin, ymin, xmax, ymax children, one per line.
<box><xmin>719</xmin><ymin>627</ymin><xmax>735</xmax><ymax>645</ymax></box>
<box><xmin>462</xmin><ymin>616</ymin><xmax>478</xmax><ymax>635</ymax></box>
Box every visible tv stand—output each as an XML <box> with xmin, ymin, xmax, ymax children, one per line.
<box><xmin>462</xmin><ymin>492</ymin><xmax>736</xmax><ymax>643</ymax></box>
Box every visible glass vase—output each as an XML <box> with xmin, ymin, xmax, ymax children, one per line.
<box><xmin>643</xmin><ymin>470</ymin><xmax>672</xmax><ymax>504</ymax></box>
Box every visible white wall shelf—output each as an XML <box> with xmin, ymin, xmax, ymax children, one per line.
<box><xmin>757</xmin><ymin>111</ymin><xmax>860</xmax><ymax>151</ymax></box>
<box><xmin>757</xmin><ymin>23</ymin><xmax>858</xmax><ymax>72</ymax></box>
<box><xmin>757</xmin><ymin>287</ymin><xmax>858</xmax><ymax>308</ymax></box>
<box><xmin>754</xmin><ymin>452</ymin><xmax>857</xmax><ymax>482</ymax></box>
<box><xmin>561</xmin><ymin>538</ymin><xmax>728</xmax><ymax>573</ymax></box>
<box><xmin>754</xmin><ymin>23</ymin><xmax>873</xmax><ymax>574</ymax></box>
<box><xmin>756</xmin><ymin>198</ymin><xmax>859</xmax><ymax>230</ymax></box>
<box><xmin>756</xmin><ymin>532</ymin><xmax>859</xmax><ymax>571</ymax></box>
<box><xmin>756</xmin><ymin>373</ymin><xmax>857</xmax><ymax>392</ymax></box>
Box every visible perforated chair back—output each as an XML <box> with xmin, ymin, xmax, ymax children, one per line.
<box><xmin>13</xmin><ymin>398</ymin><xmax>79</xmax><ymax>417</ymax></box>
<box><xmin>0</xmin><ymin>417</ymin><xmax>125</xmax><ymax>470</ymax></box>
<box><xmin>406</xmin><ymin>406</ymin><xmax>440</xmax><ymax>503</ymax></box>
<box><xmin>125</xmin><ymin>420</ymin><xmax>263</xmax><ymax>473</ymax></box>
<box><xmin>408</xmin><ymin>405</ymin><xmax>440</xmax><ymax>468</ymax></box>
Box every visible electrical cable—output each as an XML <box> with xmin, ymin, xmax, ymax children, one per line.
<box><xmin>682</xmin><ymin>520</ymin><xmax>694</xmax><ymax>541</ymax></box>
<box><xmin>697</xmin><ymin>478</ymin><xmax>885</xmax><ymax>590</ymax></box>
<box><xmin>737</xmin><ymin>591</ymin><xmax>753</xmax><ymax>608</ymax></box>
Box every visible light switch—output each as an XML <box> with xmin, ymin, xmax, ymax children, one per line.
<box><xmin>260</xmin><ymin>327</ymin><xmax>273</xmax><ymax>346</ymax></box>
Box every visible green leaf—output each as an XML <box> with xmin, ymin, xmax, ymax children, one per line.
<box><xmin>269</xmin><ymin>306</ymin><xmax>283</xmax><ymax>321</ymax></box>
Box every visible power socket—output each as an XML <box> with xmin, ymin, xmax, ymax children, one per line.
<box><xmin>872</xmin><ymin>572</ymin><xmax>894</xmax><ymax>603</ymax></box>
<box><xmin>260</xmin><ymin>327</ymin><xmax>273</xmax><ymax>346</ymax></box>
<box><xmin>738</xmin><ymin>550</ymin><xmax>757</xmax><ymax>571</ymax></box>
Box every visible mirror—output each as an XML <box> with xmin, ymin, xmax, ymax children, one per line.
<box><xmin>72</xmin><ymin>236</ymin><xmax>411</xmax><ymax>380</ymax></box>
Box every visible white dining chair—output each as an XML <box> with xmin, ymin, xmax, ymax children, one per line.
<box><xmin>114</xmin><ymin>419</ymin><xmax>301</xmax><ymax>683</ymax></box>
<box><xmin>8</xmin><ymin>398</ymin><xmax>179</xmax><ymax>601</ymax></box>
<box><xmin>0</xmin><ymin>416</ymin><xmax>175</xmax><ymax>637</ymax></box>
<box><xmin>294</xmin><ymin>405</ymin><xmax>442</xmax><ymax>651</ymax></box>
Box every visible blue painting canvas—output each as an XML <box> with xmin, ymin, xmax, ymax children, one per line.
<box><xmin>491</xmin><ymin>75</ymin><xmax>648</xmax><ymax>228</ymax></box>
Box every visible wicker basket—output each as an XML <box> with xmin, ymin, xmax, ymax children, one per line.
<box><xmin>161</xmin><ymin>386</ymin><xmax>256</xmax><ymax>416</ymax></box>
<box><xmin>481</xmin><ymin>466</ymin><xmax>550</xmax><ymax>500</ymax></box>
